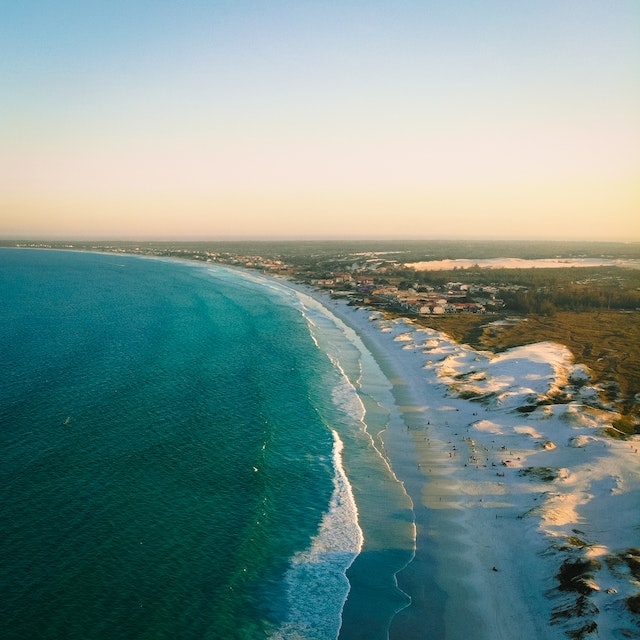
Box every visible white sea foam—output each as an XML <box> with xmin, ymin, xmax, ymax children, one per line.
<box><xmin>271</xmin><ymin>431</ymin><xmax>363</xmax><ymax>640</ymax></box>
<box><xmin>279</xmin><ymin>284</ymin><xmax>416</xmax><ymax>636</ymax></box>
<box><xmin>205</xmin><ymin>269</ymin><xmax>365</xmax><ymax>638</ymax></box>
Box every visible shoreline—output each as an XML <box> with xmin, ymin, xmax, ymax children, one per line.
<box><xmin>12</xmin><ymin>249</ymin><xmax>636</xmax><ymax>638</ymax></box>
<box><xmin>283</xmin><ymin>279</ymin><xmax>418</xmax><ymax>639</ymax></box>
<box><xmin>5</xmin><ymin>248</ymin><xmax>637</xmax><ymax>639</ymax></box>
<box><xmin>316</xmin><ymin>295</ymin><xmax>547</xmax><ymax>639</ymax></box>
<box><xmin>294</xmin><ymin>282</ymin><xmax>640</xmax><ymax>640</ymax></box>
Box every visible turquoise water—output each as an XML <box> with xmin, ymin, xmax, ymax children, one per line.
<box><xmin>0</xmin><ymin>249</ymin><xmax>414</xmax><ymax>639</ymax></box>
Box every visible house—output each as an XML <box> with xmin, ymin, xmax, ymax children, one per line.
<box><xmin>373</xmin><ymin>285</ymin><xmax>398</xmax><ymax>296</ymax></box>
<box><xmin>445</xmin><ymin>302</ymin><xmax>486</xmax><ymax>314</ymax></box>
<box><xmin>310</xmin><ymin>278</ymin><xmax>335</xmax><ymax>287</ymax></box>
<box><xmin>419</xmin><ymin>304</ymin><xmax>445</xmax><ymax>315</ymax></box>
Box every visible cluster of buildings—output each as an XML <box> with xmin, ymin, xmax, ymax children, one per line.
<box><xmin>310</xmin><ymin>275</ymin><xmax>505</xmax><ymax>315</ymax></box>
<box><xmin>191</xmin><ymin>250</ymin><xmax>518</xmax><ymax>316</ymax></box>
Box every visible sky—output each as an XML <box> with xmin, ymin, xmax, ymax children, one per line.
<box><xmin>1</xmin><ymin>1</ymin><xmax>639</xmax><ymax>241</ymax></box>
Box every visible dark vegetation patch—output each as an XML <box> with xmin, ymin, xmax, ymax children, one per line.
<box><xmin>454</xmin><ymin>389</ymin><xmax>494</xmax><ymax>402</ymax></box>
<box><xmin>625</xmin><ymin>549</ymin><xmax>640</xmax><ymax>581</ymax></box>
<box><xmin>566</xmin><ymin>620</ymin><xmax>598</xmax><ymax>639</ymax></box>
<box><xmin>627</xmin><ymin>594</ymin><xmax>640</xmax><ymax>615</ymax></box>
<box><xmin>620</xmin><ymin>548</ymin><xmax>640</xmax><ymax>581</ymax></box>
<box><xmin>550</xmin><ymin>592</ymin><xmax>600</xmax><ymax>639</ymax></box>
<box><xmin>551</xmin><ymin>595</ymin><xmax>599</xmax><ymax>622</ymax></box>
<box><xmin>516</xmin><ymin>404</ymin><xmax>538</xmax><ymax>413</ymax></box>
<box><xmin>606</xmin><ymin>548</ymin><xmax>640</xmax><ymax>582</ymax></box>
<box><xmin>551</xmin><ymin>533</ymin><xmax>591</xmax><ymax>553</ymax></box>
<box><xmin>453</xmin><ymin>371</ymin><xmax>471</xmax><ymax>380</ymax></box>
<box><xmin>556</xmin><ymin>559</ymin><xmax>601</xmax><ymax>595</ymax></box>
<box><xmin>519</xmin><ymin>466</ymin><xmax>561</xmax><ymax>482</ymax></box>
<box><xmin>606</xmin><ymin>415</ymin><xmax>640</xmax><ymax>439</ymax></box>
<box><xmin>566</xmin><ymin>536</ymin><xmax>589</xmax><ymax>549</ymax></box>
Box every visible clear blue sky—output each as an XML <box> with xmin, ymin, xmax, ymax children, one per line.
<box><xmin>1</xmin><ymin>1</ymin><xmax>639</xmax><ymax>240</ymax></box>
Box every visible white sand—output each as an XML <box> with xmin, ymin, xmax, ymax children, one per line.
<box><xmin>308</xmin><ymin>292</ymin><xmax>640</xmax><ymax>639</ymax></box>
<box><xmin>406</xmin><ymin>257</ymin><xmax>640</xmax><ymax>270</ymax></box>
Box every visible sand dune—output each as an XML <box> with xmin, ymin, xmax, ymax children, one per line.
<box><xmin>324</xmin><ymin>300</ymin><xmax>640</xmax><ymax>639</ymax></box>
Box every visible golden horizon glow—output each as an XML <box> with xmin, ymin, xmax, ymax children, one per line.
<box><xmin>1</xmin><ymin>2</ymin><xmax>639</xmax><ymax>241</ymax></box>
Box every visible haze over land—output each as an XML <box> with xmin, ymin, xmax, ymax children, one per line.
<box><xmin>1</xmin><ymin>1</ymin><xmax>639</xmax><ymax>241</ymax></box>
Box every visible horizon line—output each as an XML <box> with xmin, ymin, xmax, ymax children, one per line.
<box><xmin>2</xmin><ymin>235</ymin><xmax>640</xmax><ymax>245</ymax></box>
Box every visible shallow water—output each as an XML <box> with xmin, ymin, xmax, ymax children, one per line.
<box><xmin>0</xmin><ymin>250</ymin><xmax>414</xmax><ymax>639</ymax></box>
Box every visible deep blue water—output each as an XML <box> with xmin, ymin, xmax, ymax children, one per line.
<box><xmin>0</xmin><ymin>249</ymin><xmax>413</xmax><ymax>639</ymax></box>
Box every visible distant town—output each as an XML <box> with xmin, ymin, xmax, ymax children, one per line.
<box><xmin>207</xmin><ymin>249</ymin><xmax>509</xmax><ymax>315</ymax></box>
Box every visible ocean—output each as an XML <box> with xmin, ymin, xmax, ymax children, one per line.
<box><xmin>0</xmin><ymin>249</ymin><xmax>415</xmax><ymax>640</ymax></box>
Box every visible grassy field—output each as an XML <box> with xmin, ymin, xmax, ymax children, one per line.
<box><xmin>415</xmin><ymin>310</ymin><xmax>640</xmax><ymax>433</ymax></box>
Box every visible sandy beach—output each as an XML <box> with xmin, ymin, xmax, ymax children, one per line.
<box><xmin>305</xmin><ymin>288</ymin><xmax>640</xmax><ymax>640</ymax></box>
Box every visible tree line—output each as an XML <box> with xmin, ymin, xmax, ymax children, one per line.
<box><xmin>500</xmin><ymin>287</ymin><xmax>640</xmax><ymax>315</ymax></box>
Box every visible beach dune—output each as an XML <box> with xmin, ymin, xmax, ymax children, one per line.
<box><xmin>320</xmin><ymin>296</ymin><xmax>640</xmax><ymax>640</ymax></box>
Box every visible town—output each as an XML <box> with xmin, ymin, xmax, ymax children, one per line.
<box><xmin>307</xmin><ymin>271</ymin><xmax>500</xmax><ymax>316</ymax></box>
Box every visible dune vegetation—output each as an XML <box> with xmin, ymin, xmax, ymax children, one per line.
<box><xmin>417</xmin><ymin>310</ymin><xmax>640</xmax><ymax>432</ymax></box>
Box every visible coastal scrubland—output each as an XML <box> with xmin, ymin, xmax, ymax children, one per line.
<box><xmin>416</xmin><ymin>310</ymin><xmax>640</xmax><ymax>432</ymax></box>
